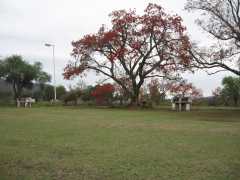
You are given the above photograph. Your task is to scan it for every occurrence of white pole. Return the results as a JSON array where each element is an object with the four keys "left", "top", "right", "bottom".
[
  {"left": 52, "top": 45, "right": 57, "bottom": 101},
  {"left": 45, "top": 43, "right": 57, "bottom": 101}
]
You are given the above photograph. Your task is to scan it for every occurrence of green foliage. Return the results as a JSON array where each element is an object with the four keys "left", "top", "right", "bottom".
[
  {"left": 63, "top": 89, "right": 82, "bottom": 105},
  {"left": 42, "top": 84, "right": 54, "bottom": 101},
  {"left": 32, "top": 84, "right": 66, "bottom": 101},
  {"left": 33, "top": 62, "right": 51, "bottom": 84},
  {"left": 56, "top": 85, "right": 67, "bottom": 100},
  {"left": 222, "top": 76, "right": 240, "bottom": 106},
  {"left": 81, "top": 85, "right": 95, "bottom": 102},
  {"left": 38, "top": 84, "right": 66, "bottom": 101}
]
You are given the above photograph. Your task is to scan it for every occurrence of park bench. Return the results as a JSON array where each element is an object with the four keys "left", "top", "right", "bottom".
[
  {"left": 16, "top": 97, "right": 35, "bottom": 108},
  {"left": 172, "top": 96, "right": 192, "bottom": 111}
]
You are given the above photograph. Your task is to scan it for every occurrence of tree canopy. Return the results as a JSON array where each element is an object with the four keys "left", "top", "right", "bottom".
[
  {"left": 0, "top": 55, "right": 51, "bottom": 99},
  {"left": 222, "top": 76, "right": 240, "bottom": 105},
  {"left": 64, "top": 3, "right": 192, "bottom": 105}
]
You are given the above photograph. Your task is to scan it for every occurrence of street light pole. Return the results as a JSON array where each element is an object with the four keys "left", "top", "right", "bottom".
[{"left": 45, "top": 43, "right": 57, "bottom": 101}]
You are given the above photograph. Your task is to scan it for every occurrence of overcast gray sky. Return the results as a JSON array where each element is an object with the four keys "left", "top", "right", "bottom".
[{"left": 0, "top": 0, "right": 232, "bottom": 96}]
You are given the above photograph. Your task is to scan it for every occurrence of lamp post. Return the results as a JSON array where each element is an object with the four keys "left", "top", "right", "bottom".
[{"left": 45, "top": 43, "right": 57, "bottom": 101}]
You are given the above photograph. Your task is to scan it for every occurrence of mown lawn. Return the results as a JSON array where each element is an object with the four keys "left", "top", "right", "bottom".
[{"left": 0, "top": 107, "right": 240, "bottom": 180}]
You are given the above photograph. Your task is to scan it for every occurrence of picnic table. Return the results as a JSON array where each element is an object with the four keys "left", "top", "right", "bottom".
[{"left": 16, "top": 97, "right": 35, "bottom": 108}]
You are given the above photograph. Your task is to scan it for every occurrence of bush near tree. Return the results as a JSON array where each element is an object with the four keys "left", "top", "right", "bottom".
[
  {"left": 91, "top": 84, "right": 115, "bottom": 106},
  {"left": 81, "top": 85, "right": 95, "bottom": 102},
  {"left": 39, "top": 85, "right": 67, "bottom": 101},
  {"left": 63, "top": 89, "right": 82, "bottom": 105}
]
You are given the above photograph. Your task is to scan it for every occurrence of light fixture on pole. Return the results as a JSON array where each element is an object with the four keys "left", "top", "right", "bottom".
[{"left": 45, "top": 43, "right": 57, "bottom": 101}]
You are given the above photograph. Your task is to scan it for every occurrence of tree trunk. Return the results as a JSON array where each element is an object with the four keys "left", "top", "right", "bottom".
[
  {"left": 129, "top": 89, "right": 140, "bottom": 107},
  {"left": 129, "top": 78, "right": 145, "bottom": 107},
  {"left": 12, "top": 82, "right": 23, "bottom": 102},
  {"left": 12, "top": 82, "right": 18, "bottom": 100},
  {"left": 130, "top": 97, "right": 138, "bottom": 106}
]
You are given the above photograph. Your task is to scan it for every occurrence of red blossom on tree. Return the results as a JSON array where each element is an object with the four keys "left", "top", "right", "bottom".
[
  {"left": 64, "top": 3, "right": 192, "bottom": 105},
  {"left": 169, "top": 80, "right": 203, "bottom": 99}
]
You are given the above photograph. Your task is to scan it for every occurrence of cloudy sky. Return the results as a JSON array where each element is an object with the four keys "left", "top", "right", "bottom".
[{"left": 0, "top": 0, "right": 232, "bottom": 96}]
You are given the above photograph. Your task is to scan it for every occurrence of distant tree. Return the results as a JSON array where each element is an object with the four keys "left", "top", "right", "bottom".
[
  {"left": 64, "top": 3, "right": 192, "bottom": 106},
  {"left": 81, "top": 85, "right": 95, "bottom": 102},
  {"left": 43, "top": 84, "right": 54, "bottom": 101},
  {"left": 220, "top": 88, "right": 231, "bottom": 106},
  {"left": 42, "top": 85, "right": 66, "bottom": 101},
  {"left": 148, "top": 79, "right": 170, "bottom": 105},
  {"left": 169, "top": 80, "right": 203, "bottom": 99},
  {"left": 212, "top": 87, "right": 221, "bottom": 98},
  {"left": 35, "top": 62, "right": 51, "bottom": 98},
  {"left": 185, "top": 0, "right": 240, "bottom": 75},
  {"left": 211, "top": 87, "right": 222, "bottom": 106},
  {"left": 76, "top": 79, "right": 87, "bottom": 90},
  {"left": 0, "top": 55, "right": 50, "bottom": 100},
  {"left": 222, "top": 76, "right": 240, "bottom": 106},
  {"left": 56, "top": 85, "right": 67, "bottom": 100},
  {"left": 148, "top": 79, "right": 161, "bottom": 105},
  {"left": 91, "top": 84, "right": 115, "bottom": 105},
  {"left": 63, "top": 89, "right": 82, "bottom": 105}
]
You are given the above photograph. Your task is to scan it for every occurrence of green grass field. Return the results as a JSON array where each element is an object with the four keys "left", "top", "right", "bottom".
[{"left": 0, "top": 107, "right": 240, "bottom": 180}]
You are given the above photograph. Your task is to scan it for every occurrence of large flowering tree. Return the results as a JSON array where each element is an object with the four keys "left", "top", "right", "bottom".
[{"left": 64, "top": 4, "right": 192, "bottom": 105}]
